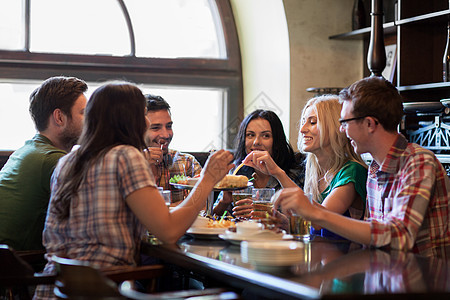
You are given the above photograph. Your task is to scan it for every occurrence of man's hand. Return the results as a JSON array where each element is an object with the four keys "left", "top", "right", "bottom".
[{"left": 143, "top": 147, "right": 164, "bottom": 165}]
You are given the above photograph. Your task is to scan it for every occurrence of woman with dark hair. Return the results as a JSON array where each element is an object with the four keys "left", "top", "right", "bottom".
[
  {"left": 213, "top": 109, "right": 304, "bottom": 217},
  {"left": 34, "top": 82, "right": 233, "bottom": 299},
  {"left": 233, "top": 110, "right": 302, "bottom": 181}
]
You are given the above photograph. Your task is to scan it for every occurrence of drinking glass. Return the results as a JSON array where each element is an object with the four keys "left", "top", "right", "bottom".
[
  {"left": 251, "top": 188, "right": 275, "bottom": 219},
  {"left": 147, "top": 190, "right": 172, "bottom": 245},
  {"left": 160, "top": 190, "right": 171, "bottom": 207},
  {"left": 289, "top": 193, "right": 312, "bottom": 240},
  {"left": 232, "top": 187, "right": 253, "bottom": 206}
]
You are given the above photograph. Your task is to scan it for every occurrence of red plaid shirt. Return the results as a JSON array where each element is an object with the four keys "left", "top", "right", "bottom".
[
  {"left": 366, "top": 134, "right": 450, "bottom": 258},
  {"left": 157, "top": 149, "right": 202, "bottom": 203}
]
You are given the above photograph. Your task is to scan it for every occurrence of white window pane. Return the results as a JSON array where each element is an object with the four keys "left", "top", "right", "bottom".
[
  {"left": 0, "top": 81, "right": 38, "bottom": 150},
  {"left": 0, "top": 80, "right": 226, "bottom": 153},
  {"left": 140, "top": 85, "right": 225, "bottom": 151},
  {"left": 30, "top": 0, "right": 130, "bottom": 55},
  {"left": 0, "top": 0, "right": 24, "bottom": 50},
  {"left": 126, "top": 0, "right": 226, "bottom": 59}
]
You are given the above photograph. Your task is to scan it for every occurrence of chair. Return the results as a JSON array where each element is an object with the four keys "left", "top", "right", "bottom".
[
  {"left": 119, "top": 281, "right": 240, "bottom": 300},
  {"left": 0, "top": 244, "right": 56, "bottom": 300},
  {"left": 52, "top": 256, "right": 122, "bottom": 299},
  {"left": 52, "top": 256, "right": 168, "bottom": 299},
  {"left": 52, "top": 256, "right": 239, "bottom": 299},
  {"left": 15, "top": 248, "right": 47, "bottom": 272}
]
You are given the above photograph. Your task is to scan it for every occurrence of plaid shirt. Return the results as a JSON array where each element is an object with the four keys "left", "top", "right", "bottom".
[
  {"left": 366, "top": 134, "right": 450, "bottom": 257},
  {"left": 157, "top": 149, "right": 202, "bottom": 203},
  {"left": 35, "top": 145, "right": 156, "bottom": 299}
]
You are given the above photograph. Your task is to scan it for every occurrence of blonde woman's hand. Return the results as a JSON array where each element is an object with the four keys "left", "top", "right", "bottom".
[
  {"left": 271, "top": 210, "right": 289, "bottom": 232},
  {"left": 273, "top": 187, "right": 315, "bottom": 219}
]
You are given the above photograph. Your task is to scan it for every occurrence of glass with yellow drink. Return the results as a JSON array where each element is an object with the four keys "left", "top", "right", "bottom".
[
  {"left": 289, "top": 215, "right": 311, "bottom": 239},
  {"left": 289, "top": 193, "right": 312, "bottom": 240},
  {"left": 232, "top": 187, "right": 253, "bottom": 206},
  {"left": 251, "top": 188, "right": 275, "bottom": 220}
]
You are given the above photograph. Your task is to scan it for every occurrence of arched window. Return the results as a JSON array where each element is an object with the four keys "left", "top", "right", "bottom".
[{"left": 0, "top": 0, "right": 241, "bottom": 152}]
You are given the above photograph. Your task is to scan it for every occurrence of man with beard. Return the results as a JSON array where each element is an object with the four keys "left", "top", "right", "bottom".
[
  {"left": 0, "top": 76, "right": 87, "bottom": 254},
  {"left": 144, "top": 94, "right": 202, "bottom": 203}
]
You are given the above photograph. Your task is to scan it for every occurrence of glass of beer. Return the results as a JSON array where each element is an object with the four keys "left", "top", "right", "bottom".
[
  {"left": 251, "top": 188, "right": 275, "bottom": 219},
  {"left": 232, "top": 187, "right": 253, "bottom": 206},
  {"left": 289, "top": 193, "right": 312, "bottom": 240},
  {"left": 232, "top": 187, "right": 253, "bottom": 219}
]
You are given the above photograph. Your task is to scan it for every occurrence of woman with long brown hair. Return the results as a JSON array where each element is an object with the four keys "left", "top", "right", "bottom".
[{"left": 34, "top": 82, "right": 233, "bottom": 299}]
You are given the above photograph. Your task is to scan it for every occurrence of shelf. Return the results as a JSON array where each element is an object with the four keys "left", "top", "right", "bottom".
[
  {"left": 330, "top": 1, "right": 450, "bottom": 103},
  {"left": 398, "top": 82, "right": 450, "bottom": 92},
  {"left": 329, "top": 10, "right": 449, "bottom": 40},
  {"left": 397, "top": 9, "right": 450, "bottom": 25},
  {"left": 436, "top": 154, "right": 450, "bottom": 163},
  {"left": 329, "top": 22, "right": 396, "bottom": 40}
]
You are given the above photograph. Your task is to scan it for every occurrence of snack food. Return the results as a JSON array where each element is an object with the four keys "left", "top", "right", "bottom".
[
  {"left": 207, "top": 219, "right": 236, "bottom": 228},
  {"left": 169, "top": 174, "right": 188, "bottom": 185},
  {"left": 170, "top": 174, "right": 200, "bottom": 186},
  {"left": 214, "top": 175, "right": 248, "bottom": 189}
]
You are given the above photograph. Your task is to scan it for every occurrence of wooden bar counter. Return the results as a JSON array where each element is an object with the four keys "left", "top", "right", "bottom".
[{"left": 141, "top": 235, "right": 449, "bottom": 299}]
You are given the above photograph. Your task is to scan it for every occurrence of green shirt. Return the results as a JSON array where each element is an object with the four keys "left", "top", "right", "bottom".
[
  {"left": 0, "top": 134, "right": 66, "bottom": 250},
  {"left": 315, "top": 161, "right": 367, "bottom": 239},
  {"left": 320, "top": 160, "right": 367, "bottom": 212}
]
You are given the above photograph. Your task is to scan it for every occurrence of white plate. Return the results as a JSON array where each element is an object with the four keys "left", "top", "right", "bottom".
[
  {"left": 170, "top": 182, "right": 253, "bottom": 191},
  {"left": 219, "top": 230, "right": 291, "bottom": 245},
  {"left": 241, "top": 240, "right": 305, "bottom": 266},
  {"left": 242, "top": 240, "right": 304, "bottom": 250},
  {"left": 186, "top": 227, "right": 228, "bottom": 236}
]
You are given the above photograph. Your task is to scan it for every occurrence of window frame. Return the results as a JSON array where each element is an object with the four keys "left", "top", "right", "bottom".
[{"left": 0, "top": 0, "right": 242, "bottom": 149}]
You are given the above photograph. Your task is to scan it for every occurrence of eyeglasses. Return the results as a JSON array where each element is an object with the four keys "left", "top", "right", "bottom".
[{"left": 338, "top": 116, "right": 366, "bottom": 128}]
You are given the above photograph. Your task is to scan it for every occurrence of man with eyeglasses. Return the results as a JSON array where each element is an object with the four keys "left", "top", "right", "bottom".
[{"left": 273, "top": 76, "right": 449, "bottom": 258}]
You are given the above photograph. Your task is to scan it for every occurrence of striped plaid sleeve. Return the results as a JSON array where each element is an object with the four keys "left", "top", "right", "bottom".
[
  {"left": 116, "top": 146, "right": 156, "bottom": 199},
  {"left": 369, "top": 151, "right": 436, "bottom": 251}
]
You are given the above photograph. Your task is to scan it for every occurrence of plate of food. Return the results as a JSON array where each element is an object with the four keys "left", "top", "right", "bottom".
[
  {"left": 170, "top": 174, "right": 252, "bottom": 191},
  {"left": 186, "top": 217, "right": 236, "bottom": 239},
  {"left": 187, "top": 227, "right": 228, "bottom": 236}
]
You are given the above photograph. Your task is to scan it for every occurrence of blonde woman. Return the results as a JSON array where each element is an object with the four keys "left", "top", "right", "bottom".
[{"left": 243, "top": 95, "right": 367, "bottom": 238}]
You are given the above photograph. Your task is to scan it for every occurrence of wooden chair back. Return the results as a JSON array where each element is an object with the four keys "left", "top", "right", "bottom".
[
  {"left": 51, "top": 255, "right": 239, "bottom": 299},
  {"left": 0, "top": 244, "right": 55, "bottom": 300},
  {"left": 52, "top": 255, "right": 124, "bottom": 299},
  {"left": 119, "top": 281, "right": 240, "bottom": 299}
]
